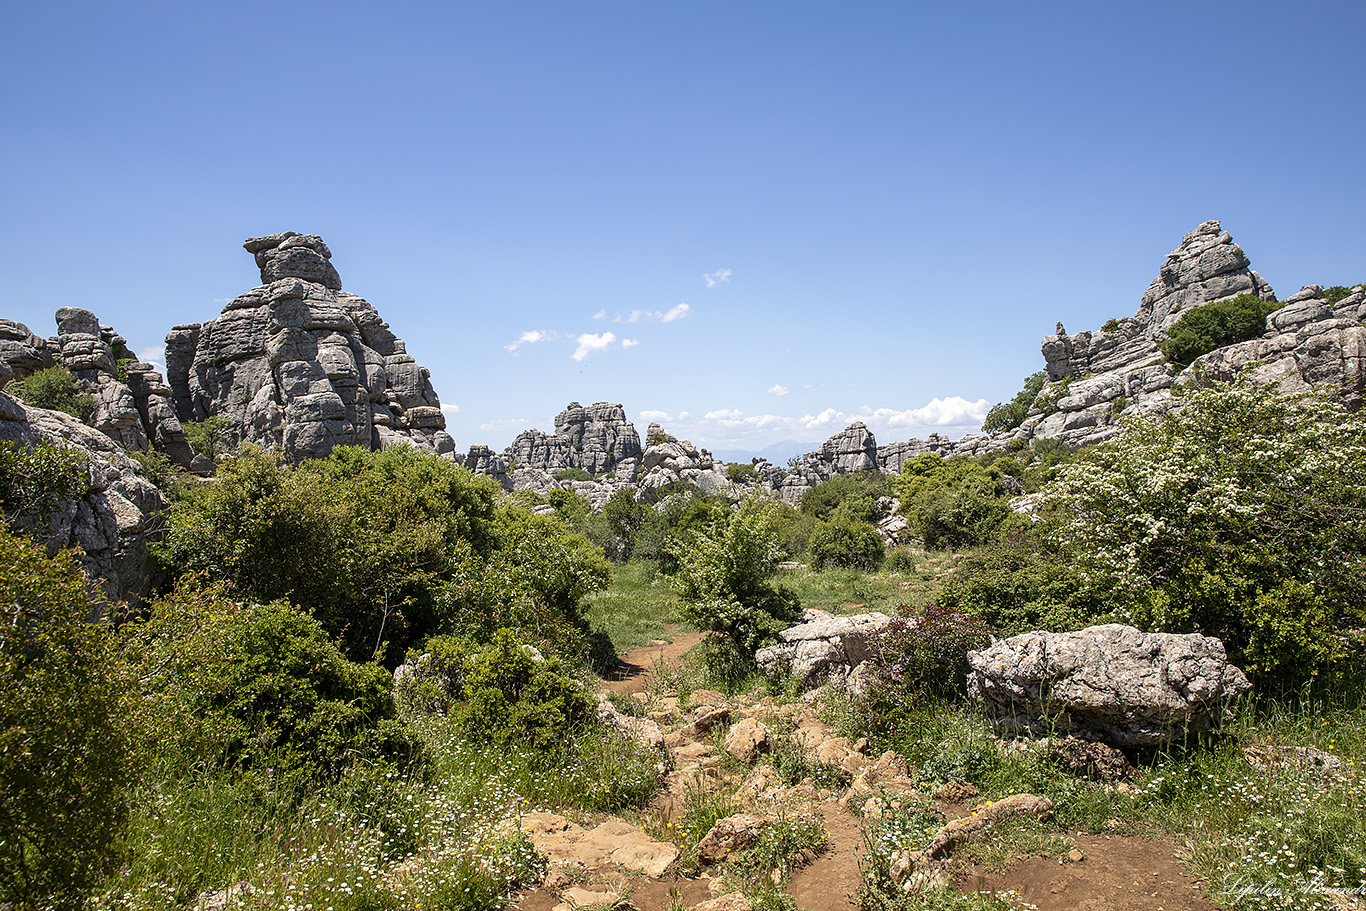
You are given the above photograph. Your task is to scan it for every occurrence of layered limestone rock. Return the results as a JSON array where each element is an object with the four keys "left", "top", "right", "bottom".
[
  {"left": 165, "top": 233, "right": 456, "bottom": 462},
  {"left": 779, "top": 421, "right": 879, "bottom": 505},
  {"left": 966, "top": 624, "right": 1252, "bottom": 747},
  {"left": 635, "top": 424, "right": 731, "bottom": 502},
  {"left": 1015, "top": 221, "right": 1287, "bottom": 448},
  {"left": 0, "top": 394, "right": 166, "bottom": 604},
  {"left": 1, "top": 310, "right": 195, "bottom": 469},
  {"left": 509, "top": 402, "right": 642, "bottom": 477}
]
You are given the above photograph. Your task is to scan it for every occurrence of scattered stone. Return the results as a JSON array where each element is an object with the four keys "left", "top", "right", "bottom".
[
  {"left": 596, "top": 695, "right": 666, "bottom": 751},
  {"left": 1047, "top": 736, "right": 1136, "bottom": 782},
  {"left": 935, "top": 781, "right": 980, "bottom": 803},
  {"left": 967, "top": 624, "right": 1252, "bottom": 747},
  {"left": 1068, "top": 847, "right": 1086, "bottom": 863},
  {"left": 698, "top": 814, "right": 769, "bottom": 864},
  {"left": 521, "top": 812, "right": 678, "bottom": 878},
  {"left": 552, "top": 886, "right": 620, "bottom": 911},
  {"left": 724, "top": 717, "right": 770, "bottom": 763},
  {"left": 692, "top": 892, "right": 753, "bottom": 911},
  {"left": 1242, "top": 744, "right": 1344, "bottom": 776}
]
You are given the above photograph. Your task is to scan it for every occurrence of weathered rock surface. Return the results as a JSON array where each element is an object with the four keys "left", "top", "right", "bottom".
[
  {"left": 0, "top": 396, "right": 166, "bottom": 603},
  {"left": 510, "top": 402, "right": 642, "bottom": 476},
  {"left": 756, "top": 610, "right": 891, "bottom": 691},
  {"left": 637, "top": 426, "right": 731, "bottom": 501},
  {"left": 966, "top": 624, "right": 1252, "bottom": 747},
  {"left": 520, "top": 812, "right": 679, "bottom": 878},
  {"left": 165, "top": 234, "right": 456, "bottom": 462}
]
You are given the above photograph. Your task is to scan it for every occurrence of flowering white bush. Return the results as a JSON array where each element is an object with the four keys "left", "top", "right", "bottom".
[{"left": 1037, "top": 377, "right": 1366, "bottom": 687}]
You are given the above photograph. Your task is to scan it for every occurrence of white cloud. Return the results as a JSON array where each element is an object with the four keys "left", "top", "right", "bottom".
[
  {"left": 136, "top": 346, "right": 167, "bottom": 376},
  {"left": 212, "top": 296, "right": 232, "bottom": 304},
  {"left": 768, "top": 384, "right": 790, "bottom": 396},
  {"left": 505, "top": 329, "right": 556, "bottom": 352},
  {"left": 639, "top": 410, "right": 672, "bottom": 422},
  {"left": 622, "top": 338, "right": 640, "bottom": 348},
  {"left": 615, "top": 303, "right": 691, "bottom": 324},
  {"left": 592, "top": 309, "right": 607, "bottom": 320},
  {"left": 572, "top": 331, "right": 616, "bottom": 361},
  {"left": 480, "top": 417, "right": 534, "bottom": 431},
  {"left": 440, "top": 403, "right": 461, "bottom": 416},
  {"left": 702, "top": 268, "right": 732, "bottom": 288},
  {"left": 858, "top": 396, "right": 991, "bottom": 429}
]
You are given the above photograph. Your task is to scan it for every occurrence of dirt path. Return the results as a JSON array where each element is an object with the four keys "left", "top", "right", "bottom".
[
  {"left": 964, "top": 834, "right": 1218, "bottom": 911},
  {"left": 786, "top": 800, "right": 864, "bottom": 911},
  {"left": 600, "top": 628, "right": 707, "bottom": 696}
]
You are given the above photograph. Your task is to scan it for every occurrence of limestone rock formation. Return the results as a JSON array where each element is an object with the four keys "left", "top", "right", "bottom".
[
  {"left": 636, "top": 426, "right": 731, "bottom": 502},
  {"left": 165, "top": 233, "right": 456, "bottom": 462},
  {"left": 2, "top": 310, "right": 196, "bottom": 469},
  {"left": 966, "top": 624, "right": 1252, "bottom": 747},
  {"left": 0, "top": 395, "right": 166, "bottom": 604},
  {"left": 510, "top": 402, "right": 642, "bottom": 477},
  {"left": 755, "top": 609, "right": 891, "bottom": 691}
]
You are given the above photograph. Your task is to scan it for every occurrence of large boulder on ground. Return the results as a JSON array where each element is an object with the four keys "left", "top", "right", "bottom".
[
  {"left": 966, "top": 624, "right": 1251, "bottom": 747},
  {"left": 756, "top": 610, "right": 891, "bottom": 691}
]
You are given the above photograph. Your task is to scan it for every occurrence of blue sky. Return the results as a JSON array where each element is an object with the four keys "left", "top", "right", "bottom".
[{"left": 4, "top": 2, "right": 1363, "bottom": 457}]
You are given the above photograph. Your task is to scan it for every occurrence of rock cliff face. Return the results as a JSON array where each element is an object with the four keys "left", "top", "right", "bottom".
[
  {"left": 1013, "top": 220, "right": 1365, "bottom": 449},
  {"left": 1, "top": 311, "right": 196, "bottom": 470},
  {"left": 165, "top": 233, "right": 456, "bottom": 462},
  {"left": 0, "top": 391, "right": 166, "bottom": 605},
  {"left": 509, "top": 402, "right": 642, "bottom": 476}
]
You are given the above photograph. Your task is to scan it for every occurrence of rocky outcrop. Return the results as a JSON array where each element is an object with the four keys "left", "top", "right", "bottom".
[
  {"left": 636, "top": 426, "right": 731, "bottom": 502},
  {"left": 755, "top": 609, "right": 891, "bottom": 691},
  {"left": 463, "top": 444, "right": 510, "bottom": 488},
  {"left": 966, "top": 624, "right": 1252, "bottom": 747},
  {"left": 2, "top": 310, "right": 197, "bottom": 469},
  {"left": 165, "top": 233, "right": 456, "bottom": 462},
  {"left": 0, "top": 395, "right": 166, "bottom": 604},
  {"left": 1010, "top": 221, "right": 1366, "bottom": 449},
  {"left": 509, "top": 402, "right": 642, "bottom": 477}
]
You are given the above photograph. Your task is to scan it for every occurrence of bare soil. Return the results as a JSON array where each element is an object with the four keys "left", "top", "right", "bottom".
[
  {"left": 600, "top": 628, "right": 707, "bottom": 696},
  {"left": 963, "top": 834, "right": 1218, "bottom": 911}
]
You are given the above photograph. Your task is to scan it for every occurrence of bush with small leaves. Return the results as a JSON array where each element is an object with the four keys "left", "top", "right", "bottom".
[
  {"left": 982, "top": 370, "right": 1047, "bottom": 434},
  {"left": 6, "top": 367, "right": 95, "bottom": 424},
  {"left": 0, "top": 440, "right": 90, "bottom": 530},
  {"left": 810, "top": 516, "right": 885, "bottom": 570},
  {"left": 0, "top": 527, "right": 136, "bottom": 910},
  {"left": 1159, "top": 293, "right": 1282, "bottom": 368},
  {"left": 669, "top": 494, "right": 801, "bottom": 655}
]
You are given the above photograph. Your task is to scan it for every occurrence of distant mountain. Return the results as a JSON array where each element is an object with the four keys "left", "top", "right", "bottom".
[{"left": 710, "top": 439, "right": 821, "bottom": 466}]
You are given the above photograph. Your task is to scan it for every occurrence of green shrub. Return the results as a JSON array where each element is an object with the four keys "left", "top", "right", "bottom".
[
  {"left": 6, "top": 367, "right": 95, "bottom": 424},
  {"left": 726, "top": 462, "right": 759, "bottom": 483},
  {"left": 865, "top": 603, "right": 991, "bottom": 705},
  {"left": 181, "top": 415, "right": 229, "bottom": 459},
  {"left": 1036, "top": 377, "right": 1366, "bottom": 689},
  {"left": 547, "top": 487, "right": 590, "bottom": 527},
  {"left": 0, "top": 440, "right": 89, "bottom": 529},
  {"left": 1322, "top": 284, "right": 1363, "bottom": 306},
  {"left": 0, "top": 527, "right": 136, "bottom": 910},
  {"left": 450, "top": 628, "right": 594, "bottom": 752},
  {"left": 809, "top": 516, "right": 885, "bottom": 570},
  {"left": 799, "top": 472, "right": 893, "bottom": 520},
  {"left": 124, "top": 581, "right": 421, "bottom": 789},
  {"left": 982, "top": 370, "right": 1047, "bottom": 434},
  {"left": 895, "top": 455, "right": 1013, "bottom": 550},
  {"left": 669, "top": 494, "right": 802, "bottom": 655},
  {"left": 554, "top": 467, "right": 593, "bottom": 482},
  {"left": 1159, "top": 293, "right": 1282, "bottom": 368},
  {"left": 884, "top": 548, "right": 916, "bottom": 573},
  {"left": 1101, "top": 318, "right": 1121, "bottom": 332},
  {"left": 161, "top": 445, "right": 503, "bottom": 661},
  {"left": 934, "top": 531, "right": 1105, "bottom": 635}
]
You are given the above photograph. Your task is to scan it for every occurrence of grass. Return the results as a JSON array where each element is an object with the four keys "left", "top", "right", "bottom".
[
  {"left": 776, "top": 550, "right": 964, "bottom": 616},
  {"left": 585, "top": 560, "right": 686, "bottom": 654}
]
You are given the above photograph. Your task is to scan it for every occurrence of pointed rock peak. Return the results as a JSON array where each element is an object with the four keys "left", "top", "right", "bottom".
[{"left": 243, "top": 232, "right": 342, "bottom": 290}]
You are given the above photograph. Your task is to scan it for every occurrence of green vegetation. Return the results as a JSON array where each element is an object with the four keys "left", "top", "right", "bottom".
[
  {"left": 894, "top": 454, "right": 1015, "bottom": 550},
  {"left": 1, "top": 527, "right": 135, "bottom": 910},
  {"left": 553, "top": 466, "right": 594, "bottom": 482},
  {"left": 1322, "top": 284, "right": 1363, "bottom": 306},
  {"left": 981, "top": 370, "right": 1046, "bottom": 434},
  {"left": 7, "top": 366, "right": 95, "bottom": 424},
  {"left": 810, "top": 515, "right": 885, "bottom": 570},
  {"left": 0, "top": 439, "right": 90, "bottom": 529},
  {"left": 181, "top": 415, "right": 229, "bottom": 460},
  {"left": 1160, "top": 292, "right": 1283, "bottom": 367},
  {"left": 1036, "top": 377, "right": 1366, "bottom": 690},
  {"left": 669, "top": 494, "right": 802, "bottom": 655}
]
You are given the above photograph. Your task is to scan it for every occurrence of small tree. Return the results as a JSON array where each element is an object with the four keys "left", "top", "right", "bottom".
[
  {"left": 982, "top": 370, "right": 1047, "bottom": 434},
  {"left": 1159, "top": 293, "right": 1282, "bottom": 368},
  {"left": 669, "top": 494, "right": 801, "bottom": 655}
]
